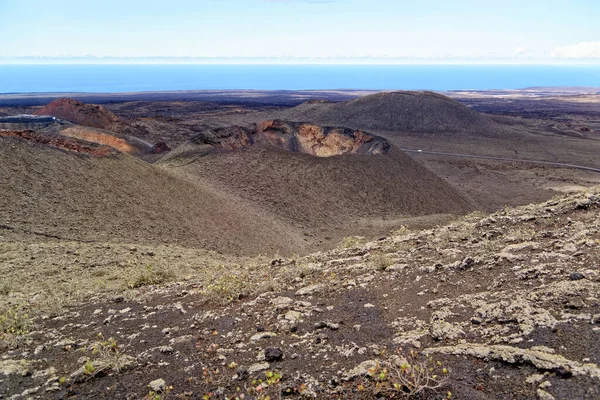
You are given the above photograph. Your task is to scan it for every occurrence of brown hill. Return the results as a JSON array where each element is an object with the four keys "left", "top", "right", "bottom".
[
  {"left": 0, "top": 135, "right": 307, "bottom": 255},
  {"left": 35, "top": 98, "right": 118, "bottom": 130},
  {"left": 272, "top": 91, "right": 503, "bottom": 136},
  {"left": 159, "top": 127, "right": 474, "bottom": 246}
]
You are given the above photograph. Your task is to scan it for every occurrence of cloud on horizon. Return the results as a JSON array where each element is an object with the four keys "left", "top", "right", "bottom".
[{"left": 551, "top": 42, "right": 600, "bottom": 59}]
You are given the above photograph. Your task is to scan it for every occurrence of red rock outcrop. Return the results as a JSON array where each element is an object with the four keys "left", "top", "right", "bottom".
[
  {"left": 189, "top": 121, "right": 389, "bottom": 157},
  {"left": 59, "top": 127, "right": 135, "bottom": 154},
  {"left": 0, "top": 130, "right": 114, "bottom": 157},
  {"left": 35, "top": 98, "right": 118, "bottom": 130},
  {"left": 256, "top": 120, "right": 390, "bottom": 157}
]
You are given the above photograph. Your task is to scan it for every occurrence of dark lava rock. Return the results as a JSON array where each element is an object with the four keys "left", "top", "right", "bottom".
[
  {"left": 264, "top": 347, "right": 283, "bottom": 362},
  {"left": 152, "top": 140, "right": 171, "bottom": 154},
  {"left": 569, "top": 272, "right": 585, "bottom": 281},
  {"left": 553, "top": 365, "right": 573, "bottom": 379}
]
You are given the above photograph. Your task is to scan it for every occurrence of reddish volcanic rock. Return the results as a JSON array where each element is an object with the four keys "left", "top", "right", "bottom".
[
  {"left": 152, "top": 140, "right": 171, "bottom": 154},
  {"left": 0, "top": 130, "right": 115, "bottom": 157},
  {"left": 59, "top": 126, "right": 135, "bottom": 154},
  {"left": 190, "top": 120, "right": 390, "bottom": 157},
  {"left": 256, "top": 120, "right": 390, "bottom": 157},
  {"left": 35, "top": 98, "right": 118, "bottom": 130}
]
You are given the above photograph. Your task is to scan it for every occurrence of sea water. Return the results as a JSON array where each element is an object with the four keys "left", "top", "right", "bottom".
[{"left": 0, "top": 64, "right": 599, "bottom": 93}]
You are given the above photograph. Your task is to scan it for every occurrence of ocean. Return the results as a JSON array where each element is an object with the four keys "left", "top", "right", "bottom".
[{"left": 0, "top": 64, "right": 599, "bottom": 93}]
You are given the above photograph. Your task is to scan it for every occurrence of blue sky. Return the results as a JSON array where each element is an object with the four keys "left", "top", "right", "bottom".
[{"left": 1, "top": 0, "right": 599, "bottom": 62}]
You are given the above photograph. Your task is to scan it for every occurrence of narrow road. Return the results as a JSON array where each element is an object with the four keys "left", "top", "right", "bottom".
[{"left": 401, "top": 148, "right": 600, "bottom": 174}]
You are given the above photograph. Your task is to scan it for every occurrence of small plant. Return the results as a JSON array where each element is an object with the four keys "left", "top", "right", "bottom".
[
  {"left": 127, "top": 264, "right": 174, "bottom": 288},
  {"left": 204, "top": 274, "right": 250, "bottom": 305},
  {"left": 83, "top": 360, "right": 96, "bottom": 376},
  {"left": 145, "top": 386, "right": 173, "bottom": 400},
  {"left": 341, "top": 236, "right": 363, "bottom": 249},
  {"left": 358, "top": 350, "right": 451, "bottom": 399},
  {"left": 0, "top": 305, "right": 31, "bottom": 337},
  {"left": 248, "top": 370, "right": 283, "bottom": 400},
  {"left": 371, "top": 252, "right": 395, "bottom": 271},
  {"left": 391, "top": 225, "right": 410, "bottom": 237},
  {"left": 82, "top": 333, "right": 132, "bottom": 378}
]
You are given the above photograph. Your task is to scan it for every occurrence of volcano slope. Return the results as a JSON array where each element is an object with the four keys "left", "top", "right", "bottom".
[
  {"left": 35, "top": 98, "right": 119, "bottom": 130},
  {"left": 273, "top": 91, "right": 501, "bottom": 136},
  {"left": 0, "top": 133, "right": 309, "bottom": 256},
  {"left": 158, "top": 120, "right": 474, "bottom": 247},
  {"left": 1, "top": 186, "right": 599, "bottom": 399}
]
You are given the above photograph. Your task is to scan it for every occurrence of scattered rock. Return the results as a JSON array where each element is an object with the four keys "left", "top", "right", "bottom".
[
  {"left": 537, "top": 388, "right": 555, "bottom": 400},
  {"left": 284, "top": 311, "right": 302, "bottom": 322},
  {"left": 248, "top": 362, "right": 270, "bottom": 375},
  {"left": 251, "top": 332, "right": 277, "bottom": 341},
  {"left": 569, "top": 272, "right": 585, "bottom": 281},
  {"left": 295, "top": 284, "right": 325, "bottom": 296},
  {"left": 0, "top": 360, "right": 31, "bottom": 376},
  {"left": 426, "top": 343, "right": 600, "bottom": 379},
  {"left": 264, "top": 347, "right": 284, "bottom": 362},
  {"left": 344, "top": 360, "right": 378, "bottom": 380},
  {"left": 149, "top": 378, "right": 166, "bottom": 392}
]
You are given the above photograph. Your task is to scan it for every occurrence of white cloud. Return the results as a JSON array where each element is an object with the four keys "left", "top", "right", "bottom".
[{"left": 550, "top": 42, "right": 600, "bottom": 59}]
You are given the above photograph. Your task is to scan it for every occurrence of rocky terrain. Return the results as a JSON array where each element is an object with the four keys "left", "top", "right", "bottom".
[
  {"left": 2, "top": 89, "right": 600, "bottom": 399},
  {"left": 255, "top": 120, "right": 390, "bottom": 157},
  {"left": 180, "top": 120, "right": 390, "bottom": 157},
  {"left": 0, "top": 107, "right": 475, "bottom": 256},
  {"left": 0, "top": 130, "right": 116, "bottom": 157},
  {"left": 0, "top": 187, "right": 598, "bottom": 399}
]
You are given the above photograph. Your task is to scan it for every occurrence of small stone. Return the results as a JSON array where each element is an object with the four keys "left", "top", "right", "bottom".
[
  {"left": 248, "top": 362, "right": 270, "bottom": 375},
  {"left": 471, "top": 317, "right": 482, "bottom": 325},
  {"left": 295, "top": 284, "right": 325, "bottom": 296},
  {"left": 539, "top": 381, "right": 552, "bottom": 389},
  {"left": 314, "top": 321, "right": 328, "bottom": 330},
  {"left": 552, "top": 365, "right": 572, "bottom": 378},
  {"left": 569, "top": 272, "right": 585, "bottom": 281},
  {"left": 0, "top": 360, "right": 31, "bottom": 376},
  {"left": 537, "top": 388, "right": 555, "bottom": 400},
  {"left": 364, "top": 303, "right": 375, "bottom": 308},
  {"left": 344, "top": 360, "right": 378, "bottom": 380},
  {"left": 148, "top": 378, "right": 166, "bottom": 392},
  {"left": 159, "top": 346, "right": 174, "bottom": 354},
  {"left": 284, "top": 311, "right": 302, "bottom": 322},
  {"left": 326, "top": 322, "right": 340, "bottom": 330},
  {"left": 565, "top": 300, "right": 583, "bottom": 310},
  {"left": 271, "top": 296, "right": 294, "bottom": 308},
  {"left": 250, "top": 332, "right": 277, "bottom": 341},
  {"left": 264, "top": 347, "right": 283, "bottom": 362},
  {"left": 526, "top": 373, "right": 545, "bottom": 384}
]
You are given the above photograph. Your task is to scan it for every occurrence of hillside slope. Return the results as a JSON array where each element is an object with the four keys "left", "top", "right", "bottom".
[
  {"left": 159, "top": 128, "right": 475, "bottom": 245},
  {"left": 0, "top": 136, "right": 307, "bottom": 255},
  {"left": 35, "top": 98, "right": 119, "bottom": 130},
  {"left": 2, "top": 187, "right": 599, "bottom": 399}
]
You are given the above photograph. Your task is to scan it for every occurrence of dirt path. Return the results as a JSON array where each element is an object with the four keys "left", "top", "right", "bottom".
[{"left": 402, "top": 148, "right": 600, "bottom": 173}]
